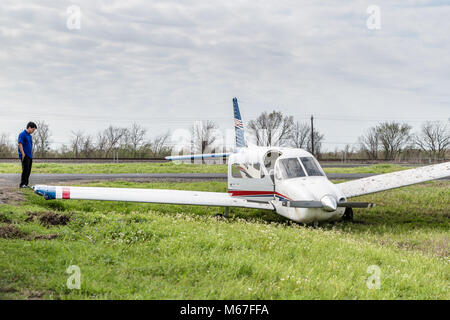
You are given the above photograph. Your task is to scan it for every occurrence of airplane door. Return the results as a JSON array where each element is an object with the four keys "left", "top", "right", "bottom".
[
  {"left": 263, "top": 150, "right": 282, "bottom": 186},
  {"left": 228, "top": 153, "right": 276, "bottom": 202}
]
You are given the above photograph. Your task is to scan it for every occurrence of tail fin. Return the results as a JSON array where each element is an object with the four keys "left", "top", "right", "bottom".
[{"left": 233, "top": 97, "right": 246, "bottom": 149}]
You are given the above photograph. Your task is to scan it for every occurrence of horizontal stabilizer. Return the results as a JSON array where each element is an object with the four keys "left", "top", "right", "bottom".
[{"left": 165, "top": 153, "right": 230, "bottom": 161}]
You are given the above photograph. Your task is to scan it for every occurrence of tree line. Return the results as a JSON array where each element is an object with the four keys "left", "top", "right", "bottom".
[
  {"left": 244, "top": 112, "right": 449, "bottom": 161},
  {"left": 0, "top": 121, "right": 172, "bottom": 159},
  {"left": 357, "top": 121, "right": 449, "bottom": 161},
  {"left": 0, "top": 113, "right": 448, "bottom": 161}
]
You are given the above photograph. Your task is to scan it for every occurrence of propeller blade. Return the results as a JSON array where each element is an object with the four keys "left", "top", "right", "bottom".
[
  {"left": 281, "top": 200, "right": 376, "bottom": 209},
  {"left": 281, "top": 201, "right": 323, "bottom": 208},
  {"left": 337, "top": 202, "right": 376, "bottom": 208}
]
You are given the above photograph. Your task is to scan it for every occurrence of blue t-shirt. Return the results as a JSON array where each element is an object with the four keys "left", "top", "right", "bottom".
[{"left": 18, "top": 130, "right": 33, "bottom": 159}]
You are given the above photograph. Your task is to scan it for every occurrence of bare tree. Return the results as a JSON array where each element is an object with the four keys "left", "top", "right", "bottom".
[
  {"left": 81, "top": 135, "right": 95, "bottom": 158},
  {"left": 149, "top": 131, "right": 172, "bottom": 157},
  {"left": 376, "top": 121, "right": 412, "bottom": 160},
  {"left": 248, "top": 111, "right": 294, "bottom": 146},
  {"left": 95, "top": 131, "right": 108, "bottom": 158},
  {"left": 190, "top": 120, "right": 219, "bottom": 153},
  {"left": 290, "top": 121, "right": 310, "bottom": 149},
  {"left": 358, "top": 127, "right": 379, "bottom": 160},
  {"left": 103, "top": 125, "right": 128, "bottom": 158},
  {"left": 414, "top": 121, "right": 450, "bottom": 160},
  {"left": 307, "top": 129, "right": 324, "bottom": 156},
  {"left": 126, "top": 123, "right": 147, "bottom": 158},
  {"left": 34, "top": 121, "right": 51, "bottom": 157},
  {"left": 70, "top": 130, "right": 84, "bottom": 157},
  {"left": 0, "top": 133, "right": 14, "bottom": 157},
  {"left": 289, "top": 120, "right": 324, "bottom": 156}
]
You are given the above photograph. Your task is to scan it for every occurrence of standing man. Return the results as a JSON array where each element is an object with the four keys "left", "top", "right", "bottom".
[{"left": 18, "top": 122, "right": 37, "bottom": 188}]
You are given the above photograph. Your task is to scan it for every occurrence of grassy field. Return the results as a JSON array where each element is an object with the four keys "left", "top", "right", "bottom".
[
  {"left": 0, "top": 162, "right": 227, "bottom": 174},
  {"left": 0, "top": 162, "right": 412, "bottom": 174},
  {"left": 0, "top": 180, "right": 448, "bottom": 299},
  {"left": 324, "top": 164, "right": 411, "bottom": 174}
]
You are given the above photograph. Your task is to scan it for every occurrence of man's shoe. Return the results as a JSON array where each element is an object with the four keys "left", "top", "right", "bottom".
[{"left": 20, "top": 185, "right": 29, "bottom": 188}]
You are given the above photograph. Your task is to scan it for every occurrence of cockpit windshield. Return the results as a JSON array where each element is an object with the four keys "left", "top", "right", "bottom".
[
  {"left": 278, "top": 158, "right": 306, "bottom": 179},
  {"left": 300, "top": 157, "right": 324, "bottom": 176}
]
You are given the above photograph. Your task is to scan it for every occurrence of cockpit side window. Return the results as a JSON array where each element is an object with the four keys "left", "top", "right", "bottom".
[
  {"left": 264, "top": 151, "right": 282, "bottom": 182},
  {"left": 278, "top": 158, "right": 306, "bottom": 179},
  {"left": 300, "top": 157, "right": 324, "bottom": 176},
  {"left": 231, "top": 162, "right": 262, "bottom": 179}
]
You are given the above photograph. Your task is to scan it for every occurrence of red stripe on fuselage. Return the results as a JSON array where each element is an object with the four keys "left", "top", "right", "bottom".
[
  {"left": 228, "top": 190, "right": 292, "bottom": 201},
  {"left": 62, "top": 187, "right": 71, "bottom": 199},
  {"left": 228, "top": 190, "right": 273, "bottom": 196}
]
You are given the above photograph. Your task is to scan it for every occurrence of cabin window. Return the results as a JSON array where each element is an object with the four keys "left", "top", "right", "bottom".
[
  {"left": 300, "top": 157, "right": 324, "bottom": 176},
  {"left": 231, "top": 162, "right": 262, "bottom": 179},
  {"left": 278, "top": 158, "right": 306, "bottom": 179}
]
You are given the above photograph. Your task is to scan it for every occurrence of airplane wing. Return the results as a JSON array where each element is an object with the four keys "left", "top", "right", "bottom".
[
  {"left": 337, "top": 162, "right": 450, "bottom": 198},
  {"left": 32, "top": 185, "right": 274, "bottom": 210}
]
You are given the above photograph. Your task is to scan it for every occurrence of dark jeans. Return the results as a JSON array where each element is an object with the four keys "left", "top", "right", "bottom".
[{"left": 20, "top": 155, "right": 33, "bottom": 187}]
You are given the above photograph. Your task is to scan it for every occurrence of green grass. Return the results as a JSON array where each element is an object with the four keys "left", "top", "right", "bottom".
[
  {"left": 0, "top": 162, "right": 227, "bottom": 174},
  {"left": 324, "top": 164, "right": 412, "bottom": 174},
  {"left": 0, "top": 180, "right": 448, "bottom": 299},
  {"left": 0, "top": 162, "right": 412, "bottom": 174}
]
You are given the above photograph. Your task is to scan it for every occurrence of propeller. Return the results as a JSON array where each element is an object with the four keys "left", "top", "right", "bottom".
[{"left": 281, "top": 197, "right": 375, "bottom": 211}]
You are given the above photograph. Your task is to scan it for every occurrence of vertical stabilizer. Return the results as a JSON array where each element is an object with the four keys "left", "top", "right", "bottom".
[{"left": 233, "top": 97, "right": 246, "bottom": 149}]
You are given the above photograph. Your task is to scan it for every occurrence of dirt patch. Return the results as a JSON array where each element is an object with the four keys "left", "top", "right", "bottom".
[
  {"left": 0, "top": 287, "right": 18, "bottom": 294},
  {"left": 0, "top": 213, "right": 12, "bottom": 223},
  {"left": 25, "top": 211, "right": 71, "bottom": 227},
  {"left": 22, "top": 289, "right": 45, "bottom": 300},
  {"left": 31, "top": 234, "right": 59, "bottom": 240},
  {"left": 0, "top": 225, "right": 25, "bottom": 239},
  {"left": 0, "top": 187, "right": 26, "bottom": 205},
  {"left": 422, "top": 239, "right": 449, "bottom": 258},
  {"left": 0, "top": 286, "right": 48, "bottom": 299},
  {"left": 0, "top": 225, "right": 58, "bottom": 241},
  {"left": 379, "top": 238, "right": 450, "bottom": 259}
]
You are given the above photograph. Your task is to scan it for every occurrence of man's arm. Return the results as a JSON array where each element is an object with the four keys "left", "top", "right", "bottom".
[{"left": 18, "top": 143, "right": 25, "bottom": 161}]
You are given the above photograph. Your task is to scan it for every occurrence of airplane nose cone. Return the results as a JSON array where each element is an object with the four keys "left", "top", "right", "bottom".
[{"left": 321, "top": 195, "right": 337, "bottom": 212}]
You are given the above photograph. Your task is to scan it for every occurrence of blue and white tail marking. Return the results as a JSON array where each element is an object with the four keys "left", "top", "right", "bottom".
[{"left": 233, "top": 97, "right": 246, "bottom": 149}]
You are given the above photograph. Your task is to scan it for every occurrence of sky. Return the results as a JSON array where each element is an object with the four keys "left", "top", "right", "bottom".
[{"left": 0, "top": 0, "right": 449, "bottom": 152}]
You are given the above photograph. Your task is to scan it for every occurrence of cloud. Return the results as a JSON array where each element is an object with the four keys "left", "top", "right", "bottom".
[{"left": 0, "top": 0, "right": 449, "bottom": 149}]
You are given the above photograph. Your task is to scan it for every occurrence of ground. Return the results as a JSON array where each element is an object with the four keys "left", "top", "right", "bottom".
[{"left": 0, "top": 176, "right": 448, "bottom": 300}]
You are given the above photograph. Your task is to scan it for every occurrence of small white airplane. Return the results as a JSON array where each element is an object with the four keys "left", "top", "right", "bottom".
[{"left": 33, "top": 98, "right": 450, "bottom": 224}]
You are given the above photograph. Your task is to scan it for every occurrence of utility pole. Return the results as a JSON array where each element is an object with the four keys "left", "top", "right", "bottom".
[{"left": 310, "top": 115, "right": 314, "bottom": 156}]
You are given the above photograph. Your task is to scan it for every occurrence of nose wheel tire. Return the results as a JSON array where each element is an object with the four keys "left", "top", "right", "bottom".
[{"left": 343, "top": 207, "right": 353, "bottom": 221}]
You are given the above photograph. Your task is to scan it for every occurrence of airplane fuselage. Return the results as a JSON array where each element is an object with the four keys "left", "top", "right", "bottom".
[{"left": 227, "top": 146, "right": 347, "bottom": 223}]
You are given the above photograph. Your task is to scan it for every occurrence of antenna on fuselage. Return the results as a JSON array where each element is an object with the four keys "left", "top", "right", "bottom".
[{"left": 233, "top": 97, "right": 246, "bottom": 150}]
